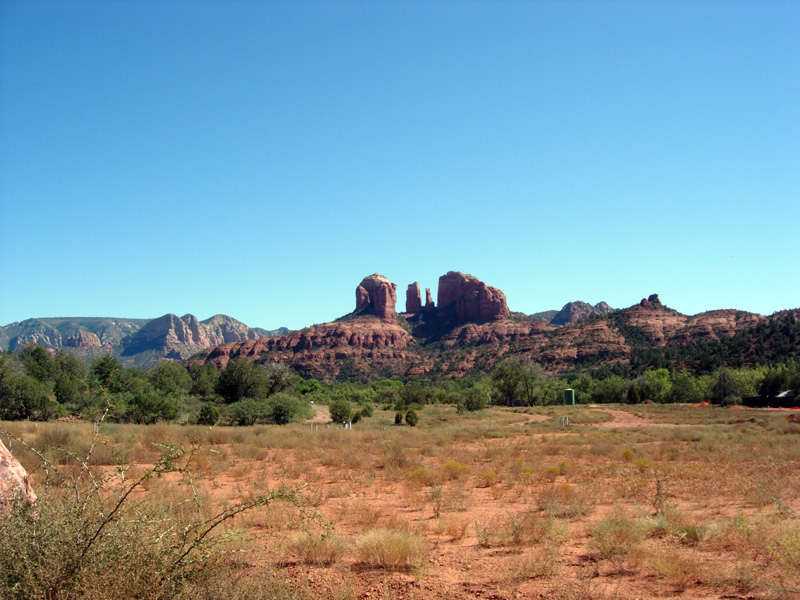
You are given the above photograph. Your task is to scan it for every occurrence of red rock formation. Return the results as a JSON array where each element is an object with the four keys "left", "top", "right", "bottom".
[
  {"left": 200, "top": 318, "right": 414, "bottom": 372},
  {"left": 121, "top": 313, "right": 267, "bottom": 361},
  {"left": 425, "top": 288, "right": 435, "bottom": 309},
  {"left": 355, "top": 274, "right": 397, "bottom": 321},
  {"left": 0, "top": 440, "right": 36, "bottom": 508},
  {"left": 551, "top": 301, "right": 615, "bottom": 325},
  {"left": 406, "top": 283, "right": 422, "bottom": 313},
  {"left": 64, "top": 329, "right": 102, "bottom": 348},
  {"left": 437, "top": 271, "right": 510, "bottom": 325}
]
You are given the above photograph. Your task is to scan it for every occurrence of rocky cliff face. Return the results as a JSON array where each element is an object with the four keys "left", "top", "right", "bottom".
[
  {"left": 120, "top": 313, "right": 269, "bottom": 361},
  {"left": 551, "top": 301, "right": 616, "bottom": 325},
  {"left": 437, "top": 271, "right": 511, "bottom": 325},
  {"left": 425, "top": 288, "right": 435, "bottom": 309},
  {"left": 1, "top": 315, "right": 284, "bottom": 369},
  {"left": 197, "top": 318, "right": 416, "bottom": 379},
  {"left": 195, "top": 276, "right": 774, "bottom": 382},
  {"left": 406, "top": 283, "right": 422, "bottom": 313},
  {"left": 355, "top": 274, "right": 398, "bottom": 322},
  {"left": 64, "top": 329, "right": 103, "bottom": 348}
]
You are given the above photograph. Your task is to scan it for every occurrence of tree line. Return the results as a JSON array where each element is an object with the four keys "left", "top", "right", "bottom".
[{"left": 1, "top": 344, "right": 799, "bottom": 425}]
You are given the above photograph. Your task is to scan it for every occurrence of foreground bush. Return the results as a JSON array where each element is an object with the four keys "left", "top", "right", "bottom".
[{"left": 0, "top": 428, "right": 307, "bottom": 600}]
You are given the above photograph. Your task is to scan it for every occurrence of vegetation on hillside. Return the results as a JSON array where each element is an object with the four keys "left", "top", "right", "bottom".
[{"left": 2, "top": 335, "right": 798, "bottom": 425}]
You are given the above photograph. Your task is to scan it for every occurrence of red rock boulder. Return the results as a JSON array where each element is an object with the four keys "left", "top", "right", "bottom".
[{"left": 0, "top": 440, "right": 36, "bottom": 509}]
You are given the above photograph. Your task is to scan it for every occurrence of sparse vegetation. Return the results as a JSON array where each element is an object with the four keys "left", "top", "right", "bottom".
[{"left": 2, "top": 397, "right": 800, "bottom": 599}]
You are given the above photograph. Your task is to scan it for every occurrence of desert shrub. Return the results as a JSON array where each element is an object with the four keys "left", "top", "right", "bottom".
[
  {"left": 227, "top": 397, "right": 269, "bottom": 426},
  {"left": 590, "top": 511, "right": 644, "bottom": 564},
  {"left": 285, "top": 531, "right": 348, "bottom": 565},
  {"left": 538, "top": 483, "right": 592, "bottom": 518},
  {"left": 125, "top": 391, "right": 178, "bottom": 424},
  {"left": 328, "top": 398, "right": 352, "bottom": 423},
  {"left": 405, "top": 408, "right": 419, "bottom": 426},
  {"left": 197, "top": 402, "right": 220, "bottom": 426},
  {"left": 442, "top": 460, "right": 470, "bottom": 481},
  {"left": 463, "top": 387, "right": 488, "bottom": 411},
  {"left": 269, "top": 393, "right": 306, "bottom": 425},
  {"left": 354, "top": 528, "right": 426, "bottom": 569},
  {"left": 0, "top": 431, "right": 306, "bottom": 600},
  {"left": 394, "top": 411, "right": 403, "bottom": 425}
]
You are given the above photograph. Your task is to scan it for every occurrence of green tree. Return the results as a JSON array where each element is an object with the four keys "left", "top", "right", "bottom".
[
  {"left": 329, "top": 398, "right": 353, "bottom": 423},
  {"left": 590, "top": 376, "right": 628, "bottom": 403},
  {"left": 637, "top": 369, "right": 671, "bottom": 403},
  {"left": 491, "top": 359, "right": 523, "bottom": 406},
  {"left": 55, "top": 351, "right": 88, "bottom": 379},
  {"left": 189, "top": 363, "right": 219, "bottom": 399},
  {"left": 463, "top": 387, "right": 488, "bottom": 411},
  {"left": 19, "top": 344, "right": 56, "bottom": 383},
  {"left": 149, "top": 361, "right": 192, "bottom": 396},
  {"left": 405, "top": 408, "right": 419, "bottom": 427},
  {"left": 216, "top": 359, "right": 268, "bottom": 403},
  {"left": 263, "top": 363, "right": 299, "bottom": 396},
  {"left": 125, "top": 392, "right": 178, "bottom": 424},
  {"left": 711, "top": 369, "right": 739, "bottom": 405},
  {"left": 54, "top": 372, "right": 87, "bottom": 408},
  {"left": 668, "top": 371, "right": 702, "bottom": 404},
  {"left": 269, "top": 392, "right": 304, "bottom": 425},
  {"left": 197, "top": 402, "right": 220, "bottom": 426},
  {"left": 90, "top": 355, "right": 123, "bottom": 388},
  {"left": 227, "top": 398, "right": 269, "bottom": 426},
  {"left": 626, "top": 384, "right": 642, "bottom": 404},
  {"left": 0, "top": 359, "right": 57, "bottom": 421}
]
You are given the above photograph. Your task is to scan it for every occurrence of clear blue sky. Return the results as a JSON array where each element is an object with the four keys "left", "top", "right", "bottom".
[{"left": 1, "top": 0, "right": 798, "bottom": 330}]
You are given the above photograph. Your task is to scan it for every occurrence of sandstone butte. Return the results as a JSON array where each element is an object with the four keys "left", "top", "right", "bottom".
[
  {"left": 0, "top": 439, "right": 36, "bottom": 510},
  {"left": 193, "top": 276, "right": 773, "bottom": 381}
]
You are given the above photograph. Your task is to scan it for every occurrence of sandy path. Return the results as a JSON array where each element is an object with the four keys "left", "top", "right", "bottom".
[
  {"left": 589, "top": 407, "right": 691, "bottom": 428},
  {"left": 304, "top": 404, "right": 330, "bottom": 424}
]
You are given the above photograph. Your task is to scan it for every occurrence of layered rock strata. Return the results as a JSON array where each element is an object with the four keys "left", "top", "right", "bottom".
[
  {"left": 437, "top": 271, "right": 511, "bottom": 325},
  {"left": 355, "top": 274, "right": 397, "bottom": 322},
  {"left": 406, "top": 283, "right": 422, "bottom": 313}
]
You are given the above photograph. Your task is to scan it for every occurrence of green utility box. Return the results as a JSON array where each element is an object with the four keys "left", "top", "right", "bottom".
[{"left": 564, "top": 389, "right": 575, "bottom": 406}]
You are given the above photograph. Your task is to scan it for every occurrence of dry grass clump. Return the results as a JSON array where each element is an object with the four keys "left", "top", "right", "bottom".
[
  {"left": 284, "top": 531, "right": 348, "bottom": 565},
  {"left": 590, "top": 509, "right": 645, "bottom": 571},
  {"left": 354, "top": 528, "right": 427, "bottom": 570},
  {"left": 441, "top": 460, "right": 470, "bottom": 481},
  {"left": 538, "top": 482, "right": 593, "bottom": 518},
  {"left": 647, "top": 547, "right": 705, "bottom": 592},
  {"left": 435, "top": 515, "right": 471, "bottom": 541},
  {"left": 496, "top": 546, "right": 561, "bottom": 584},
  {"left": 643, "top": 503, "right": 705, "bottom": 546}
]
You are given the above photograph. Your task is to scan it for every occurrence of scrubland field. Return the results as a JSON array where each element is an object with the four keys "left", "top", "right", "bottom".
[{"left": 3, "top": 404, "right": 800, "bottom": 600}]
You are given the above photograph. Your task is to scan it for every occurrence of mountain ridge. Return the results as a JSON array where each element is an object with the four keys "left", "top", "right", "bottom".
[
  {"left": 192, "top": 273, "right": 794, "bottom": 382},
  {"left": 0, "top": 315, "right": 287, "bottom": 369}
]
